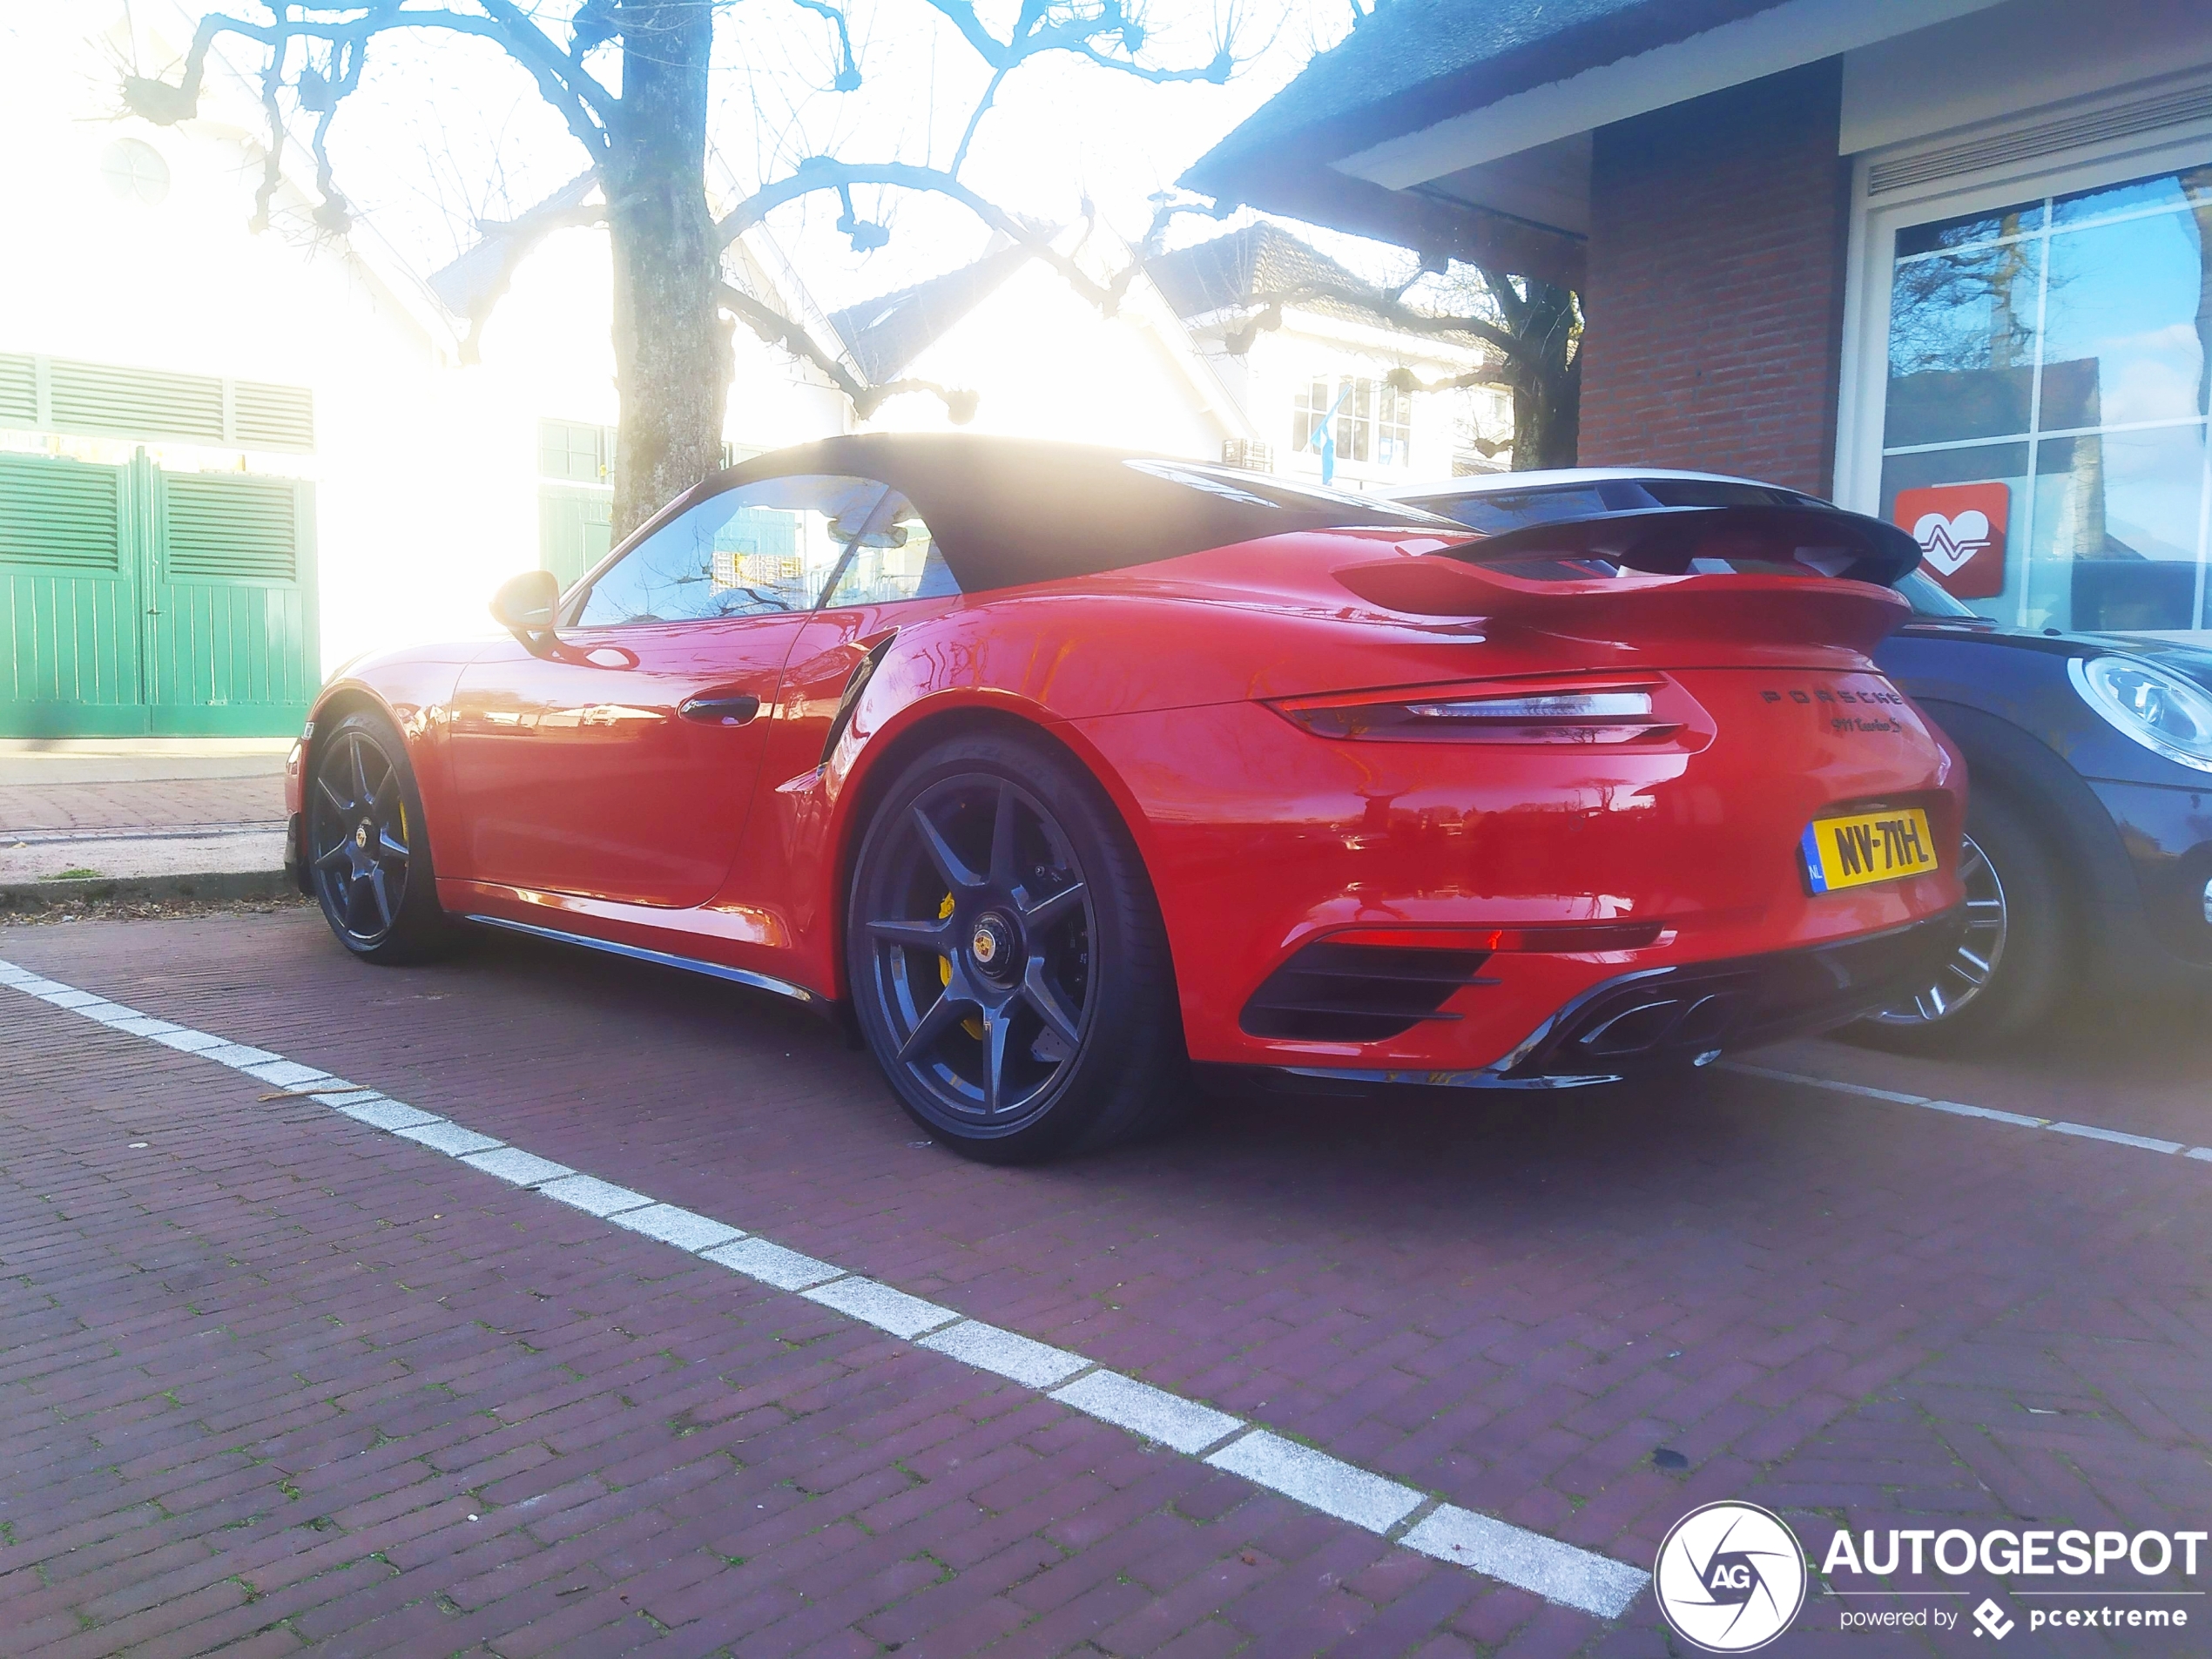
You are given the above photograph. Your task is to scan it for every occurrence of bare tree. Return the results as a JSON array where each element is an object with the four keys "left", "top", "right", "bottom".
[
  {"left": 125, "top": 1, "right": 1236, "bottom": 536},
  {"left": 1205, "top": 252, "right": 1580, "bottom": 470}
]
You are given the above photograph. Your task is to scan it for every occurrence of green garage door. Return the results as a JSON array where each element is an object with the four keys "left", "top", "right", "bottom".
[{"left": 0, "top": 449, "right": 318, "bottom": 737}]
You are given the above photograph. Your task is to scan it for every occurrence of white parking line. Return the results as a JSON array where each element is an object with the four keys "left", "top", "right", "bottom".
[
  {"left": 0, "top": 955, "right": 1649, "bottom": 1622},
  {"left": 1721, "top": 1061, "right": 2210, "bottom": 1163}
]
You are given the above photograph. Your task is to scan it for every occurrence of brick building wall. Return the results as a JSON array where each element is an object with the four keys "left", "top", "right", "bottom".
[{"left": 1578, "top": 59, "right": 1851, "bottom": 495}]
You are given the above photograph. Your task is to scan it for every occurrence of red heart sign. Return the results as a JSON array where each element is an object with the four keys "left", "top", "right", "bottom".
[{"left": 1893, "top": 482, "right": 2009, "bottom": 599}]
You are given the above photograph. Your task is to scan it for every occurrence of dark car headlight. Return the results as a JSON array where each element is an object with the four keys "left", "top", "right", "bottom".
[{"left": 2070, "top": 654, "right": 2212, "bottom": 773}]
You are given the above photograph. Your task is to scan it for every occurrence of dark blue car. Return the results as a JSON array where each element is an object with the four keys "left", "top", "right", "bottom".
[{"left": 1399, "top": 469, "right": 2212, "bottom": 1050}]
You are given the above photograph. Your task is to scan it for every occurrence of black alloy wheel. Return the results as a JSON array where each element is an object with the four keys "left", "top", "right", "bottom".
[
  {"left": 847, "top": 732, "right": 1184, "bottom": 1161},
  {"left": 1869, "top": 832, "right": 2007, "bottom": 1025},
  {"left": 306, "top": 711, "right": 452, "bottom": 963},
  {"left": 1853, "top": 791, "right": 2067, "bottom": 1052}
]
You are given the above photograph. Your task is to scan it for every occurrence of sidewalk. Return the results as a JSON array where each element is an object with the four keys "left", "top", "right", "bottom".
[{"left": 0, "top": 738, "right": 289, "bottom": 887}]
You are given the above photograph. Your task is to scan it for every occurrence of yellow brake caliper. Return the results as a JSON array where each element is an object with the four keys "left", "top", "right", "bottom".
[{"left": 938, "top": 892, "right": 985, "bottom": 1039}]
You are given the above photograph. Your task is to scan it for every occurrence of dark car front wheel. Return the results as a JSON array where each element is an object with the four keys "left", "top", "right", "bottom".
[
  {"left": 846, "top": 730, "right": 1185, "bottom": 1163},
  {"left": 306, "top": 711, "right": 455, "bottom": 964},
  {"left": 1854, "top": 792, "right": 2067, "bottom": 1050}
]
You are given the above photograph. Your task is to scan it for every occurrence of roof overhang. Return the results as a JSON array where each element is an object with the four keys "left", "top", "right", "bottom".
[
  {"left": 1184, "top": 0, "right": 2006, "bottom": 287},
  {"left": 1335, "top": 0, "right": 2004, "bottom": 190}
]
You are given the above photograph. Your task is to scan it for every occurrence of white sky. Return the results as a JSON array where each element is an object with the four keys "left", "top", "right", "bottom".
[{"left": 132, "top": 1, "right": 1410, "bottom": 315}]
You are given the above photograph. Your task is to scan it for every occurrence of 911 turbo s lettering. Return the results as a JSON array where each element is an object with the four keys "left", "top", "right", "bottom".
[{"left": 286, "top": 435, "right": 1967, "bottom": 1161}]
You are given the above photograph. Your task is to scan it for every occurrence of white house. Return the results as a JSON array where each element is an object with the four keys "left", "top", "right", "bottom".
[
  {"left": 813, "top": 223, "right": 1253, "bottom": 456},
  {"left": 1147, "top": 224, "right": 1513, "bottom": 488}
]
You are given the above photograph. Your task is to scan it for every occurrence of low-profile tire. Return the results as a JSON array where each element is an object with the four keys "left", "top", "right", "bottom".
[
  {"left": 304, "top": 710, "right": 455, "bottom": 965},
  {"left": 1851, "top": 789, "right": 2068, "bottom": 1053},
  {"left": 845, "top": 729, "right": 1186, "bottom": 1163}
]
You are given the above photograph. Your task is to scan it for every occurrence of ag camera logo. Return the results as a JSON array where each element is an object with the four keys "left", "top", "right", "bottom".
[{"left": 1655, "top": 1501, "right": 1808, "bottom": 1652}]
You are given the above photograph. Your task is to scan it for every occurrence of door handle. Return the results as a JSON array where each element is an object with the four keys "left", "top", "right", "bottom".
[{"left": 678, "top": 693, "right": 761, "bottom": 726}]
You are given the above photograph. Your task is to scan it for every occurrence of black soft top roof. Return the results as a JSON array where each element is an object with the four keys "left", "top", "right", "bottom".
[{"left": 705, "top": 434, "right": 1454, "bottom": 595}]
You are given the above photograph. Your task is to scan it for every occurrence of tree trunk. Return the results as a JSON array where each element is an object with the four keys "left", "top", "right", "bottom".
[
  {"left": 604, "top": 0, "right": 728, "bottom": 541},
  {"left": 1508, "top": 281, "right": 1581, "bottom": 471}
]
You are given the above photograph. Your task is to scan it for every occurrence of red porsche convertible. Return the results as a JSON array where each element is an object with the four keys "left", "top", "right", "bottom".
[{"left": 287, "top": 435, "right": 1966, "bottom": 1160}]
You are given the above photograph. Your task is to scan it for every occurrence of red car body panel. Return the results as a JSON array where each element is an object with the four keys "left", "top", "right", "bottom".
[{"left": 290, "top": 448, "right": 1966, "bottom": 1081}]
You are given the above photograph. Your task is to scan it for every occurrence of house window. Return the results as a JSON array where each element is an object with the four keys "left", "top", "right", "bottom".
[
  {"left": 1378, "top": 379, "right": 1413, "bottom": 467},
  {"left": 1876, "top": 163, "right": 2212, "bottom": 632},
  {"left": 1292, "top": 379, "right": 1331, "bottom": 454},
  {"left": 1295, "top": 377, "right": 1387, "bottom": 464},
  {"left": 1334, "top": 377, "right": 1372, "bottom": 464},
  {"left": 539, "top": 418, "right": 613, "bottom": 484}
]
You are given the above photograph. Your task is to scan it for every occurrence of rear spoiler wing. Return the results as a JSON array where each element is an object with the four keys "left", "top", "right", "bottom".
[
  {"left": 1332, "top": 505, "right": 1923, "bottom": 656},
  {"left": 1447, "top": 503, "right": 1923, "bottom": 587}
]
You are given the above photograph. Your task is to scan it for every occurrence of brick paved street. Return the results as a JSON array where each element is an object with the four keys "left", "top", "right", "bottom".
[{"left": 3, "top": 909, "right": 2210, "bottom": 1656}]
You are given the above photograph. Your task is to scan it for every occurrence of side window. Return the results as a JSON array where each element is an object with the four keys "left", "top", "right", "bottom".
[
  {"left": 819, "top": 501, "right": 956, "bottom": 608},
  {"left": 572, "top": 474, "right": 952, "bottom": 626}
]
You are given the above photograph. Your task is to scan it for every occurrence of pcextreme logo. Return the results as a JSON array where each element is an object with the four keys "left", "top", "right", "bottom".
[{"left": 1654, "top": 1501, "right": 1809, "bottom": 1652}]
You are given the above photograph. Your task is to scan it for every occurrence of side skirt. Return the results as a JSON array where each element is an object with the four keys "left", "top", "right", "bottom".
[{"left": 463, "top": 913, "right": 821, "bottom": 1008}]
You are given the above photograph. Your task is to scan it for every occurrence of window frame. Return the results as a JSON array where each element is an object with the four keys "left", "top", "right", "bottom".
[
  {"left": 1836, "top": 86, "right": 2212, "bottom": 509},
  {"left": 1836, "top": 96, "right": 2212, "bottom": 632}
]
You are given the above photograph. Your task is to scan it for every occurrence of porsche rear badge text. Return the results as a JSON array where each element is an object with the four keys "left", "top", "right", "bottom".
[{"left": 1763, "top": 685, "right": 1907, "bottom": 736}]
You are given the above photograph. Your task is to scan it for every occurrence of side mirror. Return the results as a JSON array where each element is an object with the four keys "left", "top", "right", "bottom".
[{"left": 490, "top": 569, "right": 561, "bottom": 650}]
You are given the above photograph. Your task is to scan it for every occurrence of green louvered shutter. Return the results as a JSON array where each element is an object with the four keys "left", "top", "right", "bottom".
[
  {"left": 166, "top": 474, "right": 298, "bottom": 579},
  {"left": 49, "top": 359, "right": 226, "bottom": 442},
  {"left": 232, "top": 380, "right": 315, "bottom": 449},
  {"left": 0, "top": 451, "right": 143, "bottom": 729},
  {"left": 0, "top": 355, "right": 36, "bottom": 428},
  {"left": 145, "top": 469, "right": 317, "bottom": 732}
]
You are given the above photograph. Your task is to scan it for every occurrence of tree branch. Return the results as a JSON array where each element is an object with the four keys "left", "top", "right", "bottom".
[
  {"left": 124, "top": 5, "right": 611, "bottom": 168},
  {"left": 920, "top": 0, "right": 1235, "bottom": 84},
  {"left": 718, "top": 158, "right": 1114, "bottom": 305},
  {"left": 1383, "top": 364, "right": 1516, "bottom": 395},
  {"left": 1229, "top": 279, "right": 1526, "bottom": 361},
  {"left": 248, "top": 25, "right": 287, "bottom": 234},
  {"left": 448, "top": 200, "right": 613, "bottom": 364},
  {"left": 949, "top": 64, "right": 1010, "bottom": 177},
  {"left": 786, "top": 0, "right": 864, "bottom": 91},
  {"left": 716, "top": 283, "right": 978, "bottom": 421}
]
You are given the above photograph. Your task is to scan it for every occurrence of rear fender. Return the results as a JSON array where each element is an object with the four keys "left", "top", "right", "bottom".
[{"left": 819, "top": 675, "right": 1169, "bottom": 1001}]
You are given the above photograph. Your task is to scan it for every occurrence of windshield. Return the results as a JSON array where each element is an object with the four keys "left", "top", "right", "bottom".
[{"left": 1895, "top": 570, "right": 1982, "bottom": 620}]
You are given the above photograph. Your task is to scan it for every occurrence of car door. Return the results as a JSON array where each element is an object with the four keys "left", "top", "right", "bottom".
[{"left": 447, "top": 474, "right": 888, "bottom": 907}]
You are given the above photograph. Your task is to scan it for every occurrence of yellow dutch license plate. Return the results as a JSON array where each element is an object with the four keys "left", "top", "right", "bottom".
[{"left": 1800, "top": 807, "right": 1939, "bottom": 894}]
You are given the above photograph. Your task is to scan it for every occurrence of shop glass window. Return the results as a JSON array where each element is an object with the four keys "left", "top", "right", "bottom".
[{"left": 1878, "top": 162, "right": 2212, "bottom": 634}]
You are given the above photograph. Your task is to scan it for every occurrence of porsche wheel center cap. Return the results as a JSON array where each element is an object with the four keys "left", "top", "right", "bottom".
[
  {"left": 354, "top": 822, "right": 371, "bottom": 851},
  {"left": 969, "top": 914, "right": 1014, "bottom": 974}
]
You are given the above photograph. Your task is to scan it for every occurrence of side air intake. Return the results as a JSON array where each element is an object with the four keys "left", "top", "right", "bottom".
[{"left": 1240, "top": 941, "right": 1494, "bottom": 1042}]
